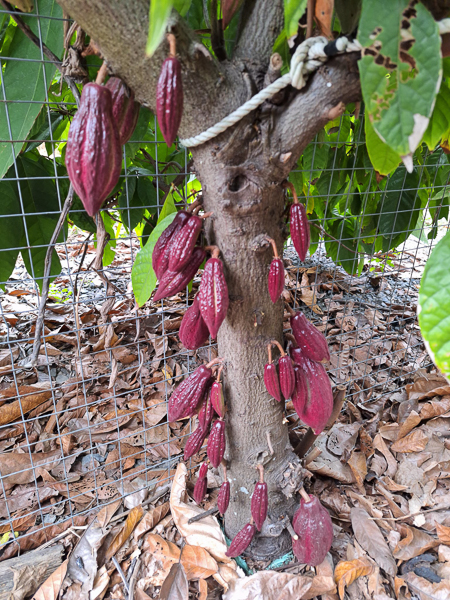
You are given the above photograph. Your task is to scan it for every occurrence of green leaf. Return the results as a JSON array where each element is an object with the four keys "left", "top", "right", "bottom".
[
  {"left": 147, "top": 0, "right": 173, "bottom": 57},
  {"left": 69, "top": 196, "right": 97, "bottom": 234},
  {"left": 132, "top": 212, "right": 177, "bottom": 306},
  {"left": 125, "top": 106, "right": 153, "bottom": 160},
  {"left": 0, "top": 0, "right": 64, "bottom": 180},
  {"left": 423, "top": 83, "right": 450, "bottom": 150},
  {"left": 96, "top": 212, "right": 116, "bottom": 267},
  {"left": 174, "top": 0, "right": 192, "bottom": 16},
  {"left": 0, "top": 172, "right": 24, "bottom": 288},
  {"left": 284, "top": 0, "right": 307, "bottom": 38},
  {"left": 325, "top": 218, "right": 360, "bottom": 274},
  {"left": 303, "top": 141, "right": 329, "bottom": 180},
  {"left": 158, "top": 191, "right": 177, "bottom": 223},
  {"left": 358, "top": 0, "right": 441, "bottom": 159},
  {"left": 419, "top": 230, "right": 450, "bottom": 377},
  {"left": 365, "top": 115, "right": 401, "bottom": 176}
]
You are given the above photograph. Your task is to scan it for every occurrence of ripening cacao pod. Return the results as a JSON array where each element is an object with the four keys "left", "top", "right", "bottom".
[
  {"left": 292, "top": 495, "right": 333, "bottom": 566},
  {"left": 179, "top": 296, "right": 210, "bottom": 350},
  {"left": 290, "top": 202, "right": 310, "bottom": 262},
  {"left": 105, "top": 77, "right": 139, "bottom": 144},
  {"left": 279, "top": 355, "right": 295, "bottom": 399},
  {"left": 153, "top": 246, "right": 206, "bottom": 301},
  {"left": 251, "top": 482, "right": 268, "bottom": 531},
  {"left": 217, "top": 480, "right": 230, "bottom": 515},
  {"left": 292, "top": 364, "right": 309, "bottom": 417},
  {"left": 292, "top": 354, "right": 333, "bottom": 434},
  {"left": 184, "top": 425, "right": 207, "bottom": 460},
  {"left": 156, "top": 56, "right": 183, "bottom": 147},
  {"left": 66, "top": 83, "right": 121, "bottom": 217},
  {"left": 226, "top": 523, "right": 255, "bottom": 558},
  {"left": 291, "top": 311, "right": 330, "bottom": 363},
  {"left": 168, "top": 215, "right": 203, "bottom": 272},
  {"left": 264, "top": 362, "right": 282, "bottom": 402},
  {"left": 198, "top": 256, "right": 229, "bottom": 339},
  {"left": 210, "top": 380, "right": 226, "bottom": 418},
  {"left": 168, "top": 364, "right": 213, "bottom": 422},
  {"left": 222, "top": 0, "right": 242, "bottom": 29},
  {"left": 268, "top": 257, "right": 284, "bottom": 303},
  {"left": 193, "top": 462, "right": 208, "bottom": 504},
  {"left": 152, "top": 210, "right": 191, "bottom": 279},
  {"left": 207, "top": 419, "right": 226, "bottom": 468},
  {"left": 198, "top": 391, "right": 215, "bottom": 430}
]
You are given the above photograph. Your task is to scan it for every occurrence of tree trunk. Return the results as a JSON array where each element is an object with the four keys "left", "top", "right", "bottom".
[{"left": 57, "top": 0, "right": 362, "bottom": 560}]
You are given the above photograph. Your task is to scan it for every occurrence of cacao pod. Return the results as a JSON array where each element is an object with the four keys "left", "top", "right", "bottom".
[
  {"left": 291, "top": 311, "right": 330, "bottom": 363},
  {"left": 207, "top": 418, "right": 226, "bottom": 468},
  {"left": 290, "top": 202, "right": 310, "bottom": 262},
  {"left": 210, "top": 380, "right": 226, "bottom": 418},
  {"left": 251, "top": 482, "right": 268, "bottom": 531},
  {"left": 156, "top": 56, "right": 183, "bottom": 147},
  {"left": 184, "top": 425, "right": 207, "bottom": 460},
  {"left": 198, "top": 256, "right": 229, "bottom": 339},
  {"left": 152, "top": 210, "right": 191, "bottom": 279},
  {"left": 291, "top": 354, "right": 333, "bottom": 434},
  {"left": 222, "top": 0, "right": 242, "bottom": 29},
  {"left": 292, "top": 495, "right": 333, "bottom": 566},
  {"left": 168, "top": 364, "right": 213, "bottom": 422},
  {"left": 279, "top": 355, "right": 295, "bottom": 400},
  {"left": 153, "top": 246, "right": 206, "bottom": 301},
  {"left": 193, "top": 462, "right": 208, "bottom": 504},
  {"left": 179, "top": 295, "right": 210, "bottom": 350},
  {"left": 168, "top": 215, "right": 203, "bottom": 272},
  {"left": 226, "top": 523, "right": 255, "bottom": 558},
  {"left": 198, "top": 390, "right": 215, "bottom": 430},
  {"left": 292, "top": 364, "right": 309, "bottom": 416},
  {"left": 264, "top": 362, "right": 282, "bottom": 402},
  {"left": 66, "top": 83, "right": 121, "bottom": 217},
  {"left": 217, "top": 480, "right": 230, "bottom": 515},
  {"left": 105, "top": 76, "right": 139, "bottom": 144},
  {"left": 268, "top": 257, "right": 284, "bottom": 303}
]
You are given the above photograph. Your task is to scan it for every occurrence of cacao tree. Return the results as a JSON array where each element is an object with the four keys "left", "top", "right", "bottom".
[{"left": 2, "top": 0, "right": 450, "bottom": 562}]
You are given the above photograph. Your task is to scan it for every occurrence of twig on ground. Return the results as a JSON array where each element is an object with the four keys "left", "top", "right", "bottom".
[
  {"left": 112, "top": 556, "right": 130, "bottom": 593},
  {"left": 188, "top": 507, "right": 219, "bottom": 524}
]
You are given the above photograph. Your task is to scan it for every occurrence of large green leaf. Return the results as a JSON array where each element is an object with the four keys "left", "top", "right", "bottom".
[
  {"left": 358, "top": 0, "right": 441, "bottom": 162},
  {"left": 423, "top": 83, "right": 450, "bottom": 150},
  {"left": 147, "top": 0, "right": 173, "bottom": 57},
  {"left": 365, "top": 115, "right": 401, "bottom": 176},
  {"left": 0, "top": 0, "right": 64, "bottom": 180},
  {"left": 284, "top": 0, "right": 307, "bottom": 38},
  {"left": 132, "top": 212, "right": 177, "bottom": 306},
  {"left": 419, "top": 230, "right": 450, "bottom": 378},
  {"left": 0, "top": 175, "right": 24, "bottom": 289}
]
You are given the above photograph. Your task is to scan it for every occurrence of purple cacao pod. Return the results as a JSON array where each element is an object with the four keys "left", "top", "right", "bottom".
[
  {"left": 268, "top": 257, "right": 284, "bottom": 303},
  {"left": 179, "top": 295, "right": 210, "bottom": 350},
  {"left": 66, "top": 83, "right": 121, "bottom": 217},
  {"left": 291, "top": 311, "right": 330, "bottom": 363},
  {"left": 168, "top": 215, "right": 203, "bottom": 272},
  {"left": 152, "top": 210, "right": 191, "bottom": 279},
  {"left": 292, "top": 355, "right": 333, "bottom": 435},
  {"left": 292, "top": 495, "right": 333, "bottom": 566},
  {"left": 251, "top": 482, "right": 268, "bottom": 531},
  {"left": 279, "top": 355, "right": 295, "bottom": 400},
  {"left": 156, "top": 56, "right": 183, "bottom": 147},
  {"left": 210, "top": 380, "right": 226, "bottom": 418},
  {"left": 105, "top": 77, "right": 139, "bottom": 144},
  {"left": 198, "top": 257, "right": 229, "bottom": 339},
  {"left": 153, "top": 246, "right": 206, "bottom": 301},
  {"left": 207, "top": 419, "right": 226, "bottom": 468},
  {"left": 226, "top": 523, "right": 255, "bottom": 558},
  {"left": 198, "top": 390, "right": 215, "bottom": 430},
  {"left": 217, "top": 481, "right": 230, "bottom": 515},
  {"left": 264, "top": 362, "right": 282, "bottom": 402},
  {"left": 184, "top": 425, "right": 207, "bottom": 460},
  {"left": 193, "top": 462, "right": 208, "bottom": 504},
  {"left": 290, "top": 202, "right": 310, "bottom": 262},
  {"left": 168, "top": 364, "right": 213, "bottom": 422},
  {"left": 292, "top": 364, "right": 309, "bottom": 417}
]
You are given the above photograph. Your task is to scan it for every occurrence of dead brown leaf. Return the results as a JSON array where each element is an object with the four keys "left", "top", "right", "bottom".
[
  {"left": 405, "top": 572, "right": 450, "bottom": 599},
  {"left": 436, "top": 522, "right": 450, "bottom": 546},
  {"left": 32, "top": 559, "right": 68, "bottom": 600},
  {"left": 348, "top": 451, "right": 367, "bottom": 494},
  {"left": 373, "top": 434, "right": 398, "bottom": 477},
  {"left": 104, "top": 504, "right": 143, "bottom": 561},
  {"left": 159, "top": 561, "right": 189, "bottom": 600},
  {"left": 350, "top": 508, "right": 396, "bottom": 576},
  {"left": 133, "top": 502, "right": 170, "bottom": 540},
  {"left": 391, "top": 429, "right": 429, "bottom": 453},
  {"left": 421, "top": 396, "right": 450, "bottom": 420},
  {"left": 0, "top": 449, "right": 61, "bottom": 488},
  {"left": 0, "top": 385, "right": 52, "bottom": 426},
  {"left": 393, "top": 525, "right": 439, "bottom": 560},
  {"left": 397, "top": 411, "right": 422, "bottom": 439},
  {"left": 334, "top": 558, "right": 373, "bottom": 599},
  {"left": 406, "top": 375, "right": 449, "bottom": 401}
]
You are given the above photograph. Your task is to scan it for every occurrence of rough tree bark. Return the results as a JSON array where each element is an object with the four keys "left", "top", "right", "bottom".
[{"left": 57, "top": 0, "right": 361, "bottom": 559}]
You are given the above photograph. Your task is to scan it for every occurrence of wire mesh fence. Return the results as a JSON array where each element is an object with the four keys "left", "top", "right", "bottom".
[{"left": 0, "top": 1, "right": 448, "bottom": 559}]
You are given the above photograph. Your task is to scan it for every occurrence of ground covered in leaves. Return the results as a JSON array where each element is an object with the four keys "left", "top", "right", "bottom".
[{"left": 0, "top": 230, "right": 448, "bottom": 599}]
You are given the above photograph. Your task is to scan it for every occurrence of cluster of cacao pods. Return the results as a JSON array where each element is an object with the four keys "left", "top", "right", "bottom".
[
  {"left": 156, "top": 33, "right": 183, "bottom": 146},
  {"left": 291, "top": 489, "right": 333, "bottom": 565},
  {"left": 264, "top": 340, "right": 296, "bottom": 402},
  {"left": 66, "top": 74, "right": 139, "bottom": 217}
]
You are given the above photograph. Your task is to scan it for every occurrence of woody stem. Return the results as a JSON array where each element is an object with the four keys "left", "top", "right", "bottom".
[
  {"left": 167, "top": 32, "right": 176, "bottom": 57},
  {"left": 269, "top": 339, "right": 285, "bottom": 357}
]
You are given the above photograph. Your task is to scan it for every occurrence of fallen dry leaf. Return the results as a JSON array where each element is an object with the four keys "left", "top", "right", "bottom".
[
  {"left": 391, "top": 429, "right": 429, "bottom": 453},
  {"left": 393, "top": 525, "right": 439, "bottom": 560},
  {"left": 198, "top": 578, "right": 208, "bottom": 600},
  {"left": 348, "top": 451, "right": 367, "bottom": 493},
  {"left": 32, "top": 559, "right": 68, "bottom": 600},
  {"left": 0, "top": 449, "right": 61, "bottom": 489},
  {"left": 159, "top": 561, "right": 188, "bottom": 600},
  {"left": 350, "top": 508, "right": 396, "bottom": 576},
  {"left": 435, "top": 522, "right": 450, "bottom": 546},
  {"left": 134, "top": 501, "right": 170, "bottom": 540},
  {"left": 421, "top": 396, "right": 450, "bottom": 420},
  {"left": 0, "top": 384, "right": 51, "bottom": 426},
  {"left": 334, "top": 558, "right": 373, "bottom": 599},
  {"left": 90, "top": 565, "right": 110, "bottom": 600},
  {"left": 373, "top": 434, "right": 398, "bottom": 477},
  {"left": 104, "top": 504, "right": 143, "bottom": 561},
  {"left": 405, "top": 571, "right": 450, "bottom": 599}
]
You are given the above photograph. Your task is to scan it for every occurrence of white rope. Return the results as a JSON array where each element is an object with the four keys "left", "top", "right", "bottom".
[{"left": 180, "top": 35, "right": 363, "bottom": 148}]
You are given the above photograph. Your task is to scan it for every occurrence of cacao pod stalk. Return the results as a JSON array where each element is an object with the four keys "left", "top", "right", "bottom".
[
  {"left": 65, "top": 83, "right": 122, "bottom": 217},
  {"left": 156, "top": 34, "right": 183, "bottom": 147}
]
